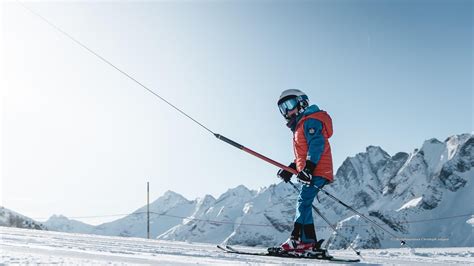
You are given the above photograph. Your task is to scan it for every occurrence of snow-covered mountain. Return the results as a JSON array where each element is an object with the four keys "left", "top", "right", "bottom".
[
  {"left": 158, "top": 185, "right": 255, "bottom": 243},
  {"left": 44, "top": 215, "right": 95, "bottom": 234},
  {"left": 0, "top": 207, "right": 47, "bottom": 230},
  {"left": 158, "top": 133, "right": 473, "bottom": 248},
  {"left": 91, "top": 190, "right": 197, "bottom": 238},
  {"left": 8, "top": 133, "right": 472, "bottom": 249},
  {"left": 322, "top": 133, "right": 474, "bottom": 249},
  {"left": 220, "top": 181, "right": 298, "bottom": 246},
  {"left": 159, "top": 181, "right": 298, "bottom": 247}
]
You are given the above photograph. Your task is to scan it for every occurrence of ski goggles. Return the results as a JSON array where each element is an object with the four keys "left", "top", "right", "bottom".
[{"left": 278, "top": 97, "right": 299, "bottom": 116}]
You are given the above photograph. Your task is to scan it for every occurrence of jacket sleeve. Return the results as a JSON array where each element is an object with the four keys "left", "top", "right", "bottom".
[{"left": 303, "top": 118, "right": 325, "bottom": 165}]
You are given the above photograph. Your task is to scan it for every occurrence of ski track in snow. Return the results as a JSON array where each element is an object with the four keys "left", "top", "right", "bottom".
[{"left": 1, "top": 227, "right": 473, "bottom": 265}]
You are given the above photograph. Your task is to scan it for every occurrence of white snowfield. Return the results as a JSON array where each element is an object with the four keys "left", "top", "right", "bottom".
[{"left": 1, "top": 227, "right": 473, "bottom": 265}]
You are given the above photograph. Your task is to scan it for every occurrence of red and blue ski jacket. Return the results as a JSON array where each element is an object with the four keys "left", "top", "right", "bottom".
[{"left": 292, "top": 105, "right": 334, "bottom": 183}]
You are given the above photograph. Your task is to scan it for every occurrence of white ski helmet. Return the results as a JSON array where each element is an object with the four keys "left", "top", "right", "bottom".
[{"left": 277, "top": 89, "right": 310, "bottom": 121}]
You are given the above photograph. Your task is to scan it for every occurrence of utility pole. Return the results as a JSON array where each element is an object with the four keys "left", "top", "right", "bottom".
[{"left": 147, "top": 181, "right": 150, "bottom": 239}]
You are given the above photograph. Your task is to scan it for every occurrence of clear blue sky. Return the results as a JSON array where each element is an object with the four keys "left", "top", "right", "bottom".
[{"left": 2, "top": 0, "right": 472, "bottom": 224}]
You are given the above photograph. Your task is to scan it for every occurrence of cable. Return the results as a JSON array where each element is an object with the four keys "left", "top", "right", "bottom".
[
  {"left": 398, "top": 213, "right": 473, "bottom": 224},
  {"left": 320, "top": 187, "right": 413, "bottom": 247},
  {"left": 33, "top": 211, "right": 474, "bottom": 229},
  {"left": 16, "top": 0, "right": 215, "bottom": 136}
]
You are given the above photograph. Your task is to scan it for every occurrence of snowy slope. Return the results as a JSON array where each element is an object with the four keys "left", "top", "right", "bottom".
[
  {"left": 1, "top": 227, "right": 473, "bottom": 265},
  {"left": 0, "top": 207, "right": 46, "bottom": 230}
]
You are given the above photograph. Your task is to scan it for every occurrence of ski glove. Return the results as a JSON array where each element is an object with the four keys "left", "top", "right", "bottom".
[
  {"left": 297, "top": 160, "right": 316, "bottom": 185},
  {"left": 277, "top": 162, "right": 297, "bottom": 183}
]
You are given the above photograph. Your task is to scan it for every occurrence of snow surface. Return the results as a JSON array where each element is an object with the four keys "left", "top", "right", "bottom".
[
  {"left": 396, "top": 197, "right": 423, "bottom": 211},
  {"left": 467, "top": 217, "right": 474, "bottom": 226},
  {"left": 1, "top": 226, "right": 473, "bottom": 265}
]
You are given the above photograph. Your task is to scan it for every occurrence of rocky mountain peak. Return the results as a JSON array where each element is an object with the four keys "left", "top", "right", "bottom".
[{"left": 216, "top": 185, "right": 254, "bottom": 203}]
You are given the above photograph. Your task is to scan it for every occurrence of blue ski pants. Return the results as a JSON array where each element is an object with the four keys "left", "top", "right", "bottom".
[{"left": 294, "top": 176, "right": 327, "bottom": 226}]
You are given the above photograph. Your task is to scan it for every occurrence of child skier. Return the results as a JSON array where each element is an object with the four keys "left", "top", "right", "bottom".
[{"left": 276, "top": 89, "right": 334, "bottom": 255}]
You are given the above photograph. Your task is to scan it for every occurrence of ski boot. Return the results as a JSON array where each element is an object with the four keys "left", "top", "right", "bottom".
[
  {"left": 270, "top": 238, "right": 327, "bottom": 258},
  {"left": 307, "top": 239, "right": 333, "bottom": 259}
]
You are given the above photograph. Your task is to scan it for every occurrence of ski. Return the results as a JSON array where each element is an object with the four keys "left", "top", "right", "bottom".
[
  {"left": 217, "top": 245, "right": 267, "bottom": 256},
  {"left": 217, "top": 245, "right": 360, "bottom": 263}
]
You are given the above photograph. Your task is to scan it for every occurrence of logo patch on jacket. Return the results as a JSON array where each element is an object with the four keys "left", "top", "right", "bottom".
[{"left": 308, "top": 128, "right": 316, "bottom": 135}]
